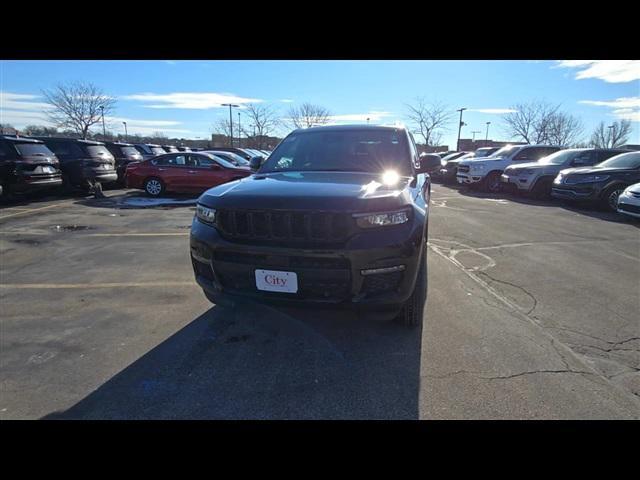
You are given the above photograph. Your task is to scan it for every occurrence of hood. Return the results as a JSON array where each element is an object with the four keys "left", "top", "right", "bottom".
[
  {"left": 625, "top": 182, "right": 640, "bottom": 194},
  {"left": 459, "top": 156, "right": 506, "bottom": 166},
  {"left": 560, "top": 166, "right": 632, "bottom": 176},
  {"left": 199, "top": 171, "right": 413, "bottom": 212}
]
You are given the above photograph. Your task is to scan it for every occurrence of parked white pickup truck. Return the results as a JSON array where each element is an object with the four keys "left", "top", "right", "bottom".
[{"left": 456, "top": 144, "right": 560, "bottom": 192}]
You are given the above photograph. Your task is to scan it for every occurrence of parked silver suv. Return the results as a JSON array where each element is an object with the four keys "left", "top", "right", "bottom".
[{"left": 501, "top": 148, "right": 629, "bottom": 198}]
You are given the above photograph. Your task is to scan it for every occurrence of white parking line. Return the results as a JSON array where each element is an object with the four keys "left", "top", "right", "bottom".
[
  {"left": 0, "top": 281, "right": 196, "bottom": 289},
  {"left": 0, "top": 203, "right": 67, "bottom": 220}
]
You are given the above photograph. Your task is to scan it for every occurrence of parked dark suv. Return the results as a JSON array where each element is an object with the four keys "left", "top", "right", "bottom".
[
  {"left": 551, "top": 151, "right": 640, "bottom": 211},
  {"left": 190, "top": 125, "right": 441, "bottom": 326},
  {"left": 0, "top": 136, "right": 62, "bottom": 198},
  {"left": 33, "top": 137, "right": 117, "bottom": 190},
  {"left": 104, "top": 141, "right": 144, "bottom": 184}
]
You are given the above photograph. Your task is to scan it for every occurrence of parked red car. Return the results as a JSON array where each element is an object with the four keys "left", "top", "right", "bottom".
[{"left": 125, "top": 152, "right": 251, "bottom": 196}]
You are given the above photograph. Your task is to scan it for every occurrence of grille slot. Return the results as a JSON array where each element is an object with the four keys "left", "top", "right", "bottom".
[
  {"left": 216, "top": 209, "right": 350, "bottom": 245},
  {"left": 361, "top": 271, "right": 403, "bottom": 296}
]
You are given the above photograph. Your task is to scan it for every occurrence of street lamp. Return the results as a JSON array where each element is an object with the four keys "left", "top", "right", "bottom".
[
  {"left": 485, "top": 121, "right": 491, "bottom": 142},
  {"left": 99, "top": 105, "right": 106, "bottom": 139},
  {"left": 122, "top": 121, "right": 128, "bottom": 142},
  {"left": 221, "top": 103, "right": 239, "bottom": 147},
  {"left": 456, "top": 108, "right": 467, "bottom": 151},
  {"left": 607, "top": 124, "right": 615, "bottom": 148},
  {"left": 471, "top": 130, "right": 481, "bottom": 142},
  {"left": 237, "top": 112, "right": 241, "bottom": 148}
]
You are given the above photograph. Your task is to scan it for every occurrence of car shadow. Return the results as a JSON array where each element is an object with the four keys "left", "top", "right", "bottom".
[{"left": 42, "top": 301, "right": 423, "bottom": 419}]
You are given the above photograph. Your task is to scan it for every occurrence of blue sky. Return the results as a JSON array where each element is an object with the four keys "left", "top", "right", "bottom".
[{"left": 1, "top": 60, "right": 638, "bottom": 148}]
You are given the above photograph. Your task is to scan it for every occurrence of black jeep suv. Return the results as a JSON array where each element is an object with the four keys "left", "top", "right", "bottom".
[
  {"left": 0, "top": 136, "right": 62, "bottom": 198},
  {"left": 190, "top": 125, "right": 441, "bottom": 326}
]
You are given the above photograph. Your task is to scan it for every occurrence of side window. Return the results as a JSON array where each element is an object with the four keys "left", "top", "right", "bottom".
[
  {"left": 514, "top": 147, "right": 546, "bottom": 161},
  {"left": 152, "top": 155, "right": 169, "bottom": 166},
  {"left": 192, "top": 155, "right": 214, "bottom": 167},
  {"left": 598, "top": 150, "right": 619, "bottom": 163},
  {"left": 512, "top": 148, "right": 531, "bottom": 161},
  {"left": 0, "top": 141, "right": 10, "bottom": 157},
  {"left": 572, "top": 151, "right": 595, "bottom": 166},
  {"left": 166, "top": 154, "right": 187, "bottom": 166}
]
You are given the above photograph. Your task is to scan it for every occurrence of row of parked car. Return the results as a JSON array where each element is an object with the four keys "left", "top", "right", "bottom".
[
  {"left": 432, "top": 145, "right": 640, "bottom": 219},
  {"left": 0, "top": 134, "right": 272, "bottom": 199}
]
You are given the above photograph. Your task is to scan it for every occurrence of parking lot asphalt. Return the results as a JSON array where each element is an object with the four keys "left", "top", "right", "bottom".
[{"left": 1, "top": 185, "right": 639, "bottom": 419}]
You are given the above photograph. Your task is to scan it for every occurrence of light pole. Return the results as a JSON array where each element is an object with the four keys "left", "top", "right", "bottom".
[
  {"left": 221, "top": 103, "right": 239, "bottom": 147},
  {"left": 485, "top": 121, "right": 491, "bottom": 143},
  {"left": 237, "top": 112, "right": 241, "bottom": 148},
  {"left": 122, "top": 121, "right": 128, "bottom": 142},
  {"left": 471, "top": 130, "right": 481, "bottom": 143},
  {"left": 456, "top": 107, "right": 467, "bottom": 151},
  {"left": 367, "top": 117, "right": 370, "bottom": 124},
  {"left": 100, "top": 105, "right": 106, "bottom": 139},
  {"left": 607, "top": 124, "right": 614, "bottom": 148}
]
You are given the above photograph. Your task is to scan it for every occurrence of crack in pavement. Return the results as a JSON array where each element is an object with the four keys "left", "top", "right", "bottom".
[
  {"left": 427, "top": 242, "right": 640, "bottom": 409},
  {"left": 477, "top": 270, "right": 538, "bottom": 315},
  {"left": 425, "top": 369, "right": 596, "bottom": 380}
]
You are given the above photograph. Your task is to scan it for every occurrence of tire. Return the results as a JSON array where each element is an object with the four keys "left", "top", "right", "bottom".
[
  {"left": 144, "top": 177, "right": 165, "bottom": 197},
  {"left": 530, "top": 177, "right": 553, "bottom": 199},
  {"left": 602, "top": 185, "right": 625, "bottom": 212},
  {"left": 481, "top": 171, "right": 503, "bottom": 193},
  {"left": 396, "top": 243, "right": 427, "bottom": 328}
]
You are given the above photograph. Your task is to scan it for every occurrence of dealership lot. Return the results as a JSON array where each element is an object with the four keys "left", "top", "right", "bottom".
[{"left": 1, "top": 185, "right": 639, "bottom": 419}]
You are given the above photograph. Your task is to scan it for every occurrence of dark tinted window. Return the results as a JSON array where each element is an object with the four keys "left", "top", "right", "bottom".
[
  {"left": 121, "top": 146, "right": 140, "bottom": 157},
  {"left": 514, "top": 147, "right": 559, "bottom": 161},
  {"left": 570, "top": 150, "right": 596, "bottom": 166},
  {"left": 45, "top": 141, "right": 84, "bottom": 158},
  {"left": 13, "top": 143, "right": 54, "bottom": 157},
  {"left": 597, "top": 150, "right": 626, "bottom": 163},
  {"left": 134, "top": 145, "right": 148, "bottom": 155},
  {"left": 260, "top": 129, "right": 412, "bottom": 175},
  {"left": 596, "top": 152, "right": 640, "bottom": 169},
  {"left": 85, "top": 145, "right": 112, "bottom": 157},
  {"left": 0, "top": 141, "right": 11, "bottom": 157}
]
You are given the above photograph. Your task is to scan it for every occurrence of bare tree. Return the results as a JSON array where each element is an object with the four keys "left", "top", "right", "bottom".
[
  {"left": 42, "top": 82, "right": 116, "bottom": 139},
  {"left": 545, "top": 112, "right": 584, "bottom": 147},
  {"left": 212, "top": 118, "right": 232, "bottom": 138},
  {"left": 502, "top": 100, "right": 561, "bottom": 144},
  {"left": 23, "top": 125, "right": 59, "bottom": 136},
  {"left": 241, "top": 104, "right": 280, "bottom": 148},
  {"left": 405, "top": 98, "right": 452, "bottom": 146},
  {"left": 589, "top": 120, "right": 633, "bottom": 148},
  {"left": 0, "top": 123, "right": 17, "bottom": 134},
  {"left": 287, "top": 103, "right": 331, "bottom": 129}
]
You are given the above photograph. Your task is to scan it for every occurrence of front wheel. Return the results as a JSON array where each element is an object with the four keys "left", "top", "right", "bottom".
[
  {"left": 602, "top": 185, "right": 625, "bottom": 212},
  {"left": 481, "top": 171, "right": 502, "bottom": 193},
  {"left": 396, "top": 243, "right": 427, "bottom": 328},
  {"left": 144, "top": 177, "right": 165, "bottom": 197}
]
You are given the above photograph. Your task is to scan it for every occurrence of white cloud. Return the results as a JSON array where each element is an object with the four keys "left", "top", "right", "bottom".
[
  {"left": 579, "top": 96, "right": 640, "bottom": 122},
  {"left": 0, "top": 91, "right": 51, "bottom": 112},
  {"left": 103, "top": 116, "right": 190, "bottom": 135},
  {"left": 467, "top": 108, "right": 517, "bottom": 114},
  {"left": 555, "top": 60, "right": 640, "bottom": 83},
  {"left": 124, "top": 92, "right": 263, "bottom": 109},
  {"left": 328, "top": 111, "right": 394, "bottom": 123},
  {"left": 280, "top": 99, "right": 294, "bottom": 103}
]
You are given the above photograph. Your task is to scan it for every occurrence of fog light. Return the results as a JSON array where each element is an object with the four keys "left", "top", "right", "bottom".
[{"left": 361, "top": 265, "right": 405, "bottom": 276}]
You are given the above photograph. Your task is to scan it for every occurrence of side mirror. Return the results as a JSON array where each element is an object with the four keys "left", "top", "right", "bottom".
[
  {"left": 249, "top": 155, "right": 264, "bottom": 172},
  {"left": 416, "top": 154, "right": 441, "bottom": 174}
]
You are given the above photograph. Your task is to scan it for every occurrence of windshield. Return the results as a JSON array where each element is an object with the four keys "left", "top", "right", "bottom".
[
  {"left": 474, "top": 149, "right": 494, "bottom": 158},
  {"left": 260, "top": 129, "right": 412, "bottom": 175},
  {"left": 164, "top": 146, "right": 179, "bottom": 152},
  {"left": 539, "top": 149, "right": 582, "bottom": 165},
  {"left": 85, "top": 145, "right": 113, "bottom": 158},
  {"left": 211, "top": 151, "right": 249, "bottom": 166},
  {"left": 491, "top": 145, "right": 519, "bottom": 157},
  {"left": 595, "top": 152, "right": 640, "bottom": 169},
  {"left": 151, "top": 147, "right": 166, "bottom": 155},
  {"left": 14, "top": 143, "right": 55, "bottom": 157}
]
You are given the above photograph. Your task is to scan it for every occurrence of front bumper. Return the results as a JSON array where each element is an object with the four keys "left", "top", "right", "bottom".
[
  {"left": 456, "top": 172, "right": 483, "bottom": 185},
  {"left": 617, "top": 197, "right": 640, "bottom": 218},
  {"left": 190, "top": 216, "right": 425, "bottom": 310},
  {"left": 500, "top": 173, "right": 535, "bottom": 191},
  {"left": 550, "top": 184, "right": 600, "bottom": 202}
]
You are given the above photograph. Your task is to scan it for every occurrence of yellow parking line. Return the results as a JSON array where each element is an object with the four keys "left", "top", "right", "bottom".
[
  {"left": 0, "top": 281, "right": 196, "bottom": 289},
  {"left": 0, "top": 203, "right": 65, "bottom": 220}
]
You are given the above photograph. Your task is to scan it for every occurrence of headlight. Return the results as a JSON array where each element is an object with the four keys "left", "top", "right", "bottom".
[
  {"left": 196, "top": 204, "right": 216, "bottom": 225},
  {"left": 354, "top": 209, "right": 410, "bottom": 229},
  {"left": 566, "top": 174, "right": 610, "bottom": 184}
]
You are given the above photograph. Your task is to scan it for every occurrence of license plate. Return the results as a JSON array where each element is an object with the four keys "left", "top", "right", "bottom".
[{"left": 255, "top": 269, "right": 298, "bottom": 293}]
